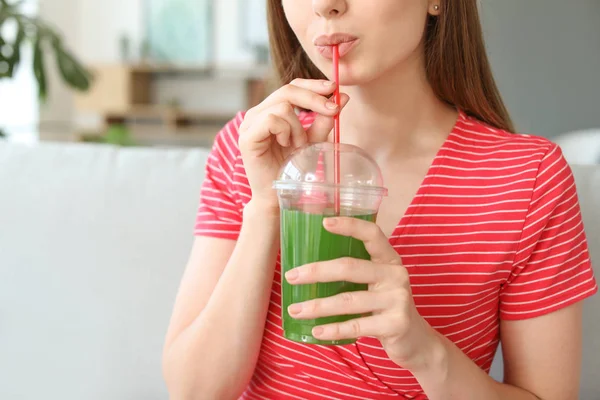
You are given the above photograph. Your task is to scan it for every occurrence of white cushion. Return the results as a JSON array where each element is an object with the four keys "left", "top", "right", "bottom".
[
  {"left": 554, "top": 129, "right": 600, "bottom": 165},
  {"left": 0, "top": 142, "right": 208, "bottom": 399}
]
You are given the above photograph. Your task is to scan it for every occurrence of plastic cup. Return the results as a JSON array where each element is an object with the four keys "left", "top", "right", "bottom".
[{"left": 273, "top": 142, "right": 387, "bottom": 345}]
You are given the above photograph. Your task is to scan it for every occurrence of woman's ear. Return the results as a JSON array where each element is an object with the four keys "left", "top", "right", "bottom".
[{"left": 428, "top": 2, "right": 441, "bottom": 16}]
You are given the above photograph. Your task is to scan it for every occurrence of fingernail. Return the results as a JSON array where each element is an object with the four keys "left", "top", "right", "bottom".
[
  {"left": 288, "top": 303, "right": 302, "bottom": 315},
  {"left": 312, "top": 327, "right": 324, "bottom": 337},
  {"left": 324, "top": 218, "right": 338, "bottom": 227},
  {"left": 285, "top": 269, "right": 299, "bottom": 282},
  {"left": 323, "top": 80, "right": 335, "bottom": 86},
  {"left": 325, "top": 101, "right": 339, "bottom": 110}
]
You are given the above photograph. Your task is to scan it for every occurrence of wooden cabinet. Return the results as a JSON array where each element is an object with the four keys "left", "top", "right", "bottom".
[{"left": 74, "top": 64, "right": 270, "bottom": 131}]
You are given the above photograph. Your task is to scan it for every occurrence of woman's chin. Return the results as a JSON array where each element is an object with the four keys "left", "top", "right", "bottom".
[
  {"left": 313, "top": 57, "right": 379, "bottom": 87},
  {"left": 339, "top": 73, "right": 370, "bottom": 87},
  {"left": 338, "top": 69, "right": 379, "bottom": 87}
]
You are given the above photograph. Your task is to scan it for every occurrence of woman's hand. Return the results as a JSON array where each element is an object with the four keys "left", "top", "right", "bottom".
[
  {"left": 238, "top": 79, "right": 350, "bottom": 211},
  {"left": 285, "top": 217, "right": 442, "bottom": 372}
]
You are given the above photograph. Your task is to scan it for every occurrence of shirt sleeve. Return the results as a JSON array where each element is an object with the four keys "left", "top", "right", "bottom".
[
  {"left": 500, "top": 144, "right": 598, "bottom": 320},
  {"left": 194, "top": 116, "right": 244, "bottom": 240}
]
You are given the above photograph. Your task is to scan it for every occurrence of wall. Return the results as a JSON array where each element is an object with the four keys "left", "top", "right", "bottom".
[
  {"left": 76, "top": 0, "right": 253, "bottom": 66},
  {"left": 37, "top": 0, "right": 600, "bottom": 138},
  {"left": 37, "top": 0, "right": 79, "bottom": 130},
  {"left": 37, "top": 0, "right": 255, "bottom": 133},
  {"left": 78, "top": 0, "right": 255, "bottom": 116},
  {"left": 77, "top": 0, "right": 143, "bottom": 63},
  {"left": 481, "top": 0, "right": 600, "bottom": 137},
  {"left": 214, "top": 0, "right": 254, "bottom": 65}
]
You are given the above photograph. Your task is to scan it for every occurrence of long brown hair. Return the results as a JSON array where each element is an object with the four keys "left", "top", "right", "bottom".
[{"left": 267, "top": 0, "right": 515, "bottom": 132}]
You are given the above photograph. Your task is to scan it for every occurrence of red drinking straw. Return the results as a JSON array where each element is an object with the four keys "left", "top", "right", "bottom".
[{"left": 333, "top": 45, "right": 341, "bottom": 215}]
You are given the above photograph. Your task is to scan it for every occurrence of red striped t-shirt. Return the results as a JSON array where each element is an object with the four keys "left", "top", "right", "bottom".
[{"left": 194, "top": 110, "right": 597, "bottom": 399}]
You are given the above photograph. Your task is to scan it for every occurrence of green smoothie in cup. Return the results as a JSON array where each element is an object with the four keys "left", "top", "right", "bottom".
[
  {"left": 273, "top": 142, "right": 387, "bottom": 346},
  {"left": 280, "top": 209, "right": 376, "bottom": 345}
]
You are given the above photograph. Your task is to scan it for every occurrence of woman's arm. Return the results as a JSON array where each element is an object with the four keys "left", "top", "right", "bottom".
[
  {"left": 413, "top": 147, "right": 592, "bottom": 399},
  {"left": 162, "top": 201, "right": 280, "bottom": 400},
  {"left": 413, "top": 302, "right": 583, "bottom": 400}
]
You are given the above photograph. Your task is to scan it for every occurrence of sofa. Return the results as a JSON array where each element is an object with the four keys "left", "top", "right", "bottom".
[
  {"left": 0, "top": 141, "right": 598, "bottom": 400},
  {"left": 553, "top": 129, "right": 600, "bottom": 165}
]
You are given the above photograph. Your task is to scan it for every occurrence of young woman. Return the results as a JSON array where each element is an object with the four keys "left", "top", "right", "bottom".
[{"left": 163, "top": 1, "right": 597, "bottom": 399}]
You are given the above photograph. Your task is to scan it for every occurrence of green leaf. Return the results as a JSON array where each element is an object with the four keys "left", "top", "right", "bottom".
[
  {"left": 6, "top": 20, "right": 25, "bottom": 77},
  {"left": 0, "top": 34, "right": 10, "bottom": 79},
  {"left": 33, "top": 35, "right": 47, "bottom": 101},
  {"left": 2, "top": 0, "right": 26, "bottom": 13},
  {"left": 104, "top": 124, "right": 135, "bottom": 146},
  {"left": 0, "top": 35, "right": 6, "bottom": 58},
  {"left": 53, "top": 44, "right": 92, "bottom": 91},
  {"left": 1, "top": 4, "right": 92, "bottom": 97}
]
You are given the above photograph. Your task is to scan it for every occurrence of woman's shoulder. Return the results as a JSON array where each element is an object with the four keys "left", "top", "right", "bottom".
[
  {"left": 455, "top": 111, "right": 556, "bottom": 151},
  {"left": 450, "top": 112, "right": 565, "bottom": 171},
  {"left": 210, "top": 111, "right": 246, "bottom": 161},
  {"left": 445, "top": 112, "right": 576, "bottom": 204}
]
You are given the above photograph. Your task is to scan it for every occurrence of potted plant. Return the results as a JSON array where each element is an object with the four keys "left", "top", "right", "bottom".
[{"left": 0, "top": 0, "right": 92, "bottom": 137}]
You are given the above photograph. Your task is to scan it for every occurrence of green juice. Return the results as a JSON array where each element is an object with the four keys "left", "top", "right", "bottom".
[{"left": 280, "top": 209, "right": 376, "bottom": 345}]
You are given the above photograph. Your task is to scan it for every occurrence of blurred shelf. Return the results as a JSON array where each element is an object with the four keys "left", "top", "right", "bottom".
[
  {"left": 40, "top": 125, "right": 221, "bottom": 148},
  {"left": 74, "top": 63, "right": 268, "bottom": 133},
  {"left": 87, "top": 62, "right": 270, "bottom": 78},
  {"left": 126, "top": 63, "right": 212, "bottom": 75},
  {"left": 103, "top": 105, "right": 234, "bottom": 129}
]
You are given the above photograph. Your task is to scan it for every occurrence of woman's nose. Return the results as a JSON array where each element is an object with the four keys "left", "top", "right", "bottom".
[{"left": 312, "top": 0, "right": 347, "bottom": 19}]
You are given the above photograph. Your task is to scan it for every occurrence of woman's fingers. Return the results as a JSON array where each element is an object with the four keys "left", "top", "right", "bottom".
[
  {"left": 249, "top": 79, "right": 341, "bottom": 119},
  {"left": 323, "top": 217, "right": 401, "bottom": 264},
  {"left": 239, "top": 111, "right": 289, "bottom": 152},
  {"left": 288, "top": 290, "right": 392, "bottom": 320},
  {"left": 311, "top": 313, "right": 407, "bottom": 342},
  {"left": 240, "top": 102, "right": 307, "bottom": 152},
  {"left": 240, "top": 78, "right": 351, "bottom": 149},
  {"left": 266, "top": 102, "right": 307, "bottom": 148},
  {"left": 279, "top": 103, "right": 310, "bottom": 148},
  {"left": 306, "top": 93, "right": 350, "bottom": 143},
  {"left": 286, "top": 257, "right": 409, "bottom": 290},
  {"left": 285, "top": 257, "right": 382, "bottom": 285}
]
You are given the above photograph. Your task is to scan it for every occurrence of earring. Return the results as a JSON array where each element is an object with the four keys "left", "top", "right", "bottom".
[{"left": 433, "top": 4, "right": 440, "bottom": 11}]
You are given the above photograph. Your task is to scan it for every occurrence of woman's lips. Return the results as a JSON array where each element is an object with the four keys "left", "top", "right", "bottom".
[{"left": 316, "top": 40, "right": 359, "bottom": 59}]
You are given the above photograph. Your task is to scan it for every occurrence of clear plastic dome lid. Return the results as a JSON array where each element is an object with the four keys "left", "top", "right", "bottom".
[{"left": 273, "top": 142, "right": 388, "bottom": 197}]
